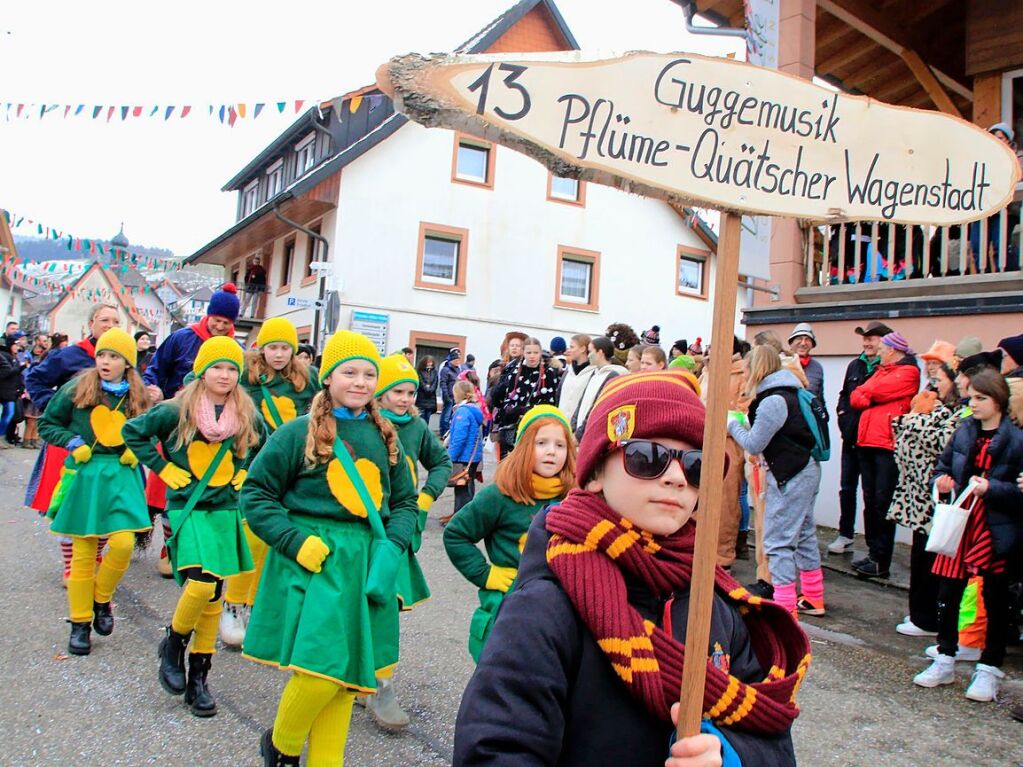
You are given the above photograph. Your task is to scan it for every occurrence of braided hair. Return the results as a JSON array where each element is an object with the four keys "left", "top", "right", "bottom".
[{"left": 304, "top": 389, "right": 399, "bottom": 467}]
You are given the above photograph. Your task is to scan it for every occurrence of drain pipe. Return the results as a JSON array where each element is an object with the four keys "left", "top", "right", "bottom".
[
  {"left": 272, "top": 201, "right": 331, "bottom": 349},
  {"left": 672, "top": 0, "right": 748, "bottom": 39}
]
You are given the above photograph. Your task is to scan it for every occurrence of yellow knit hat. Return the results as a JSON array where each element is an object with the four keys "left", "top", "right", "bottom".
[
  {"left": 256, "top": 317, "right": 299, "bottom": 352},
  {"left": 515, "top": 404, "right": 572, "bottom": 444},
  {"left": 193, "top": 336, "right": 245, "bottom": 377},
  {"left": 376, "top": 354, "right": 419, "bottom": 397},
  {"left": 95, "top": 328, "right": 137, "bottom": 368},
  {"left": 319, "top": 331, "right": 382, "bottom": 383}
]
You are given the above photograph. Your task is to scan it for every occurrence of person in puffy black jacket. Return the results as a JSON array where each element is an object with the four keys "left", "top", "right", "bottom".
[
  {"left": 0, "top": 337, "right": 26, "bottom": 446},
  {"left": 415, "top": 355, "right": 439, "bottom": 424}
]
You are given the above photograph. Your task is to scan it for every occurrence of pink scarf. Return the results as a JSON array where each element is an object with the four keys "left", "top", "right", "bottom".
[{"left": 195, "top": 393, "right": 240, "bottom": 442}]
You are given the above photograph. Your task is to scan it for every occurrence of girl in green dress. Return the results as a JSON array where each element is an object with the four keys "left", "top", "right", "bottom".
[
  {"left": 220, "top": 317, "right": 320, "bottom": 649},
  {"left": 363, "top": 353, "right": 452, "bottom": 730},
  {"left": 241, "top": 330, "right": 418, "bottom": 767},
  {"left": 444, "top": 404, "right": 576, "bottom": 662},
  {"left": 122, "top": 335, "right": 264, "bottom": 718},
  {"left": 39, "top": 328, "right": 151, "bottom": 657}
]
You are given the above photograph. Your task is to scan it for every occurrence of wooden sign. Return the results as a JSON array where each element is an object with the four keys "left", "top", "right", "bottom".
[{"left": 378, "top": 51, "right": 1020, "bottom": 225}]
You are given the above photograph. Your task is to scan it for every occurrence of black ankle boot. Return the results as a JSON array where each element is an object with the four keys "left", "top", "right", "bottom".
[
  {"left": 93, "top": 601, "right": 114, "bottom": 636},
  {"left": 185, "top": 652, "right": 217, "bottom": 717},
  {"left": 68, "top": 621, "right": 92, "bottom": 656},
  {"left": 157, "top": 626, "right": 189, "bottom": 695},
  {"left": 260, "top": 729, "right": 300, "bottom": 766}
]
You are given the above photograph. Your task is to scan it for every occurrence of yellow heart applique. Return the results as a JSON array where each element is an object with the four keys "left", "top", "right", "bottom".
[
  {"left": 261, "top": 395, "right": 297, "bottom": 429},
  {"left": 326, "top": 456, "right": 383, "bottom": 518},
  {"left": 405, "top": 455, "right": 418, "bottom": 486},
  {"left": 187, "top": 441, "right": 235, "bottom": 487},
  {"left": 90, "top": 405, "right": 127, "bottom": 447}
]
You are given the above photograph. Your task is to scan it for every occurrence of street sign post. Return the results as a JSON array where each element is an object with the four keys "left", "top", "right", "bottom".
[{"left": 378, "top": 49, "right": 1021, "bottom": 740}]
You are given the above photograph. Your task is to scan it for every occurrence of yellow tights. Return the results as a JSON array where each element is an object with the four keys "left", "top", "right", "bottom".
[
  {"left": 223, "top": 521, "right": 268, "bottom": 606},
  {"left": 272, "top": 672, "right": 355, "bottom": 766},
  {"left": 67, "top": 532, "right": 134, "bottom": 624},
  {"left": 171, "top": 578, "right": 223, "bottom": 654}
]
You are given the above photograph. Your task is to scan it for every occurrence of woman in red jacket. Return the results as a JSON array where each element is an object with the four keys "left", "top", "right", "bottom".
[{"left": 849, "top": 331, "right": 921, "bottom": 579}]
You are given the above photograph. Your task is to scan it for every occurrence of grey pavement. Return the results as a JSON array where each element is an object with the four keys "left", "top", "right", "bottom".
[{"left": 2, "top": 444, "right": 1022, "bottom": 766}]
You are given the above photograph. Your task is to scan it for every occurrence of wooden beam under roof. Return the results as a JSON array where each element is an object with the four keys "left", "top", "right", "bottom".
[
  {"left": 900, "top": 48, "right": 961, "bottom": 116},
  {"left": 817, "top": 0, "right": 972, "bottom": 101},
  {"left": 815, "top": 11, "right": 859, "bottom": 50},
  {"left": 817, "top": 35, "right": 877, "bottom": 75},
  {"left": 840, "top": 53, "right": 904, "bottom": 94}
]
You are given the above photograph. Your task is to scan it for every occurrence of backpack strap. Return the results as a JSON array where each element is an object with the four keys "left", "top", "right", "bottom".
[{"left": 331, "top": 437, "right": 387, "bottom": 542}]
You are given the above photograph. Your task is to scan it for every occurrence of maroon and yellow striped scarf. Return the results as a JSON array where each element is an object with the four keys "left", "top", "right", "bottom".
[{"left": 545, "top": 489, "right": 810, "bottom": 735}]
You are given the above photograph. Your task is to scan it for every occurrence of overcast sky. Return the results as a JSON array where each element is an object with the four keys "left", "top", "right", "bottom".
[{"left": 0, "top": 0, "right": 740, "bottom": 256}]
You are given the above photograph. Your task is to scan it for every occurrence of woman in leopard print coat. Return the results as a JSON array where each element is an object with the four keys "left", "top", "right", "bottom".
[{"left": 887, "top": 363, "right": 964, "bottom": 636}]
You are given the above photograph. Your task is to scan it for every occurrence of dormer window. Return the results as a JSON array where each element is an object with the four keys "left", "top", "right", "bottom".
[
  {"left": 266, "top": 159, "right": 284, "bottom": 199},
  {"left": 242, "top": 180, "right": 259, "bottom": 217},
  {"left": 296, "top": 133, "right": 317, "bottom": 175}
]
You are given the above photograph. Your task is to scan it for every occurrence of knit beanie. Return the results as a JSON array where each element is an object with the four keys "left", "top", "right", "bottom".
[
  {"left": 954, "top": 336, "right": 983, "bottom": 359},
  {"left": 515, "top": 404, "right": 571, "bottom": 445},
  {"left": 642, "top": 325, "right": 661, "bottom": 346},
  {"left": 256, "top": 317, "right": 299, "bottom": 352},
  {"left": 193, "top": 336, "right": 244, "bottom": 377},
  {"left": 550, "top": 336, "right": 567, "bottom": 354},
  {"left": 575, "top": 370, "right": 705, "bottom": 486},
  {"left": 881, "top": 331, "right": 912, "bottom": 354},
  {"left": 376, "top": 353, "right": 419, "bottom": 396},
  {"left": 672, "top": 339, "right": 688, "bottom": 355},
  {"left": 997, "top": 334, "right": 1023, "bottom": 367},
  {"left": 319, "top": 330, "right": 382, "bottom": 384},
  {"left": 207, "top": 283, "right": 240, "bottom": 322},
  {"left": 668, "top": 353, "right": 696, "bottom": 371},
  {"left": 95, "top": 328, "right": 137, "bottom": 368}
]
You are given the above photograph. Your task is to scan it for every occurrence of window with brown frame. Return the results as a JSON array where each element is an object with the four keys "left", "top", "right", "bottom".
[
  {"left": 451, "top": 133, "right": 495, "bottom": 189},
  {"left": 676, "top": 246, "right": 709, "bottom": 299},
  {"left": 554, "top": 246, "right": 600, "bottom": 311},
  {"left": 277, "top": 237, "right": 296, "bottom": 295},
  {"left": 302, "top": 223, "right": 321, "bottom": 286},
  {"left": 415, "top": 222, "right": 469, "bottom": 293},
  {"left": 546, "top": 172, "right": 586, "bottom": 206}
]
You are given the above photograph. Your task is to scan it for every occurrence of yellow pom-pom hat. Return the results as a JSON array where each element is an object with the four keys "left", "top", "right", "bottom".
[
  {"left": 376, "top": 353, "right": 420, "bottom": 397},
  {"left": 95, "top": 328, "right": 137, "bottom": 368},
  {"left": 319, "top": 331, "right": 382, "bottom": 384},
  {"left": 515, "top": 404, "right": 572, "bottom": 445},
  {"left": 193, "top": 336, "right": 245, "bottom": 377},
  {"left": 255, "top": 317, "right": 299, "bottom": 352}
]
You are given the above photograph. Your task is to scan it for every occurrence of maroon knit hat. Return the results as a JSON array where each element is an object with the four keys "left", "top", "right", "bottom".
[{"left": 576, "top": 370, "right": 705, "bottom": 486}]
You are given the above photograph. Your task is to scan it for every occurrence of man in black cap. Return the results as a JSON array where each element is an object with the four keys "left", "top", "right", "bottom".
[{"left": 828, "top": 320, "right": 893, "bottom": 554}]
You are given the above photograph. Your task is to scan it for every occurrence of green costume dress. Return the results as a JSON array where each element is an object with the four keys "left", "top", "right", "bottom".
[
  {"left": 442, "top": 483, "right": 550, "bottom": 661},
  {"left": 122, "top": 401, "right": 265, "bottom": 583},
  {"left": 38, "top": 379, "right": 149, "bottom": 538},
  {"left": 240, "top": 413, "right": 419, "bottom": 691},
  {"left": 241, "top": 367, "right": 319, "bottom": 432},
  {"left": 387, "top": 413, "right": 452, "bottom": 610}
]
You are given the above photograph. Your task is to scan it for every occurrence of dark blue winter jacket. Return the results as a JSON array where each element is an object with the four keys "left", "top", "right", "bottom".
[
  {"left": 454, "top": 509, "right": 796, "bottom": 767},
  {"left": 142, "top": 327, "right": 243, "bottom": 399},
  {"left": 25, "top": 339, "right": 96, "bottom": 411},
  {"left": 439, "top": 360, "right": 461, "bottom": 404},
  {"left": 932, "top": 415, "right": 1023, "bottom": 558},
  {"left": 448, "top": 403, "right": 485, "bottom": 464}
]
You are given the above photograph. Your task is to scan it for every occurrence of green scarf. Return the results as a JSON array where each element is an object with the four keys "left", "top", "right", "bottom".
[
  {"left": 860, "top": 353, "right": 880, "bottom": 375},
  {"left": 381, "top": 409, "right": 414, "bottom": 425}
]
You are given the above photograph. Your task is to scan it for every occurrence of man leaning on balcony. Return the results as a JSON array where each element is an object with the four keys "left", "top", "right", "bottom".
[
  {"left": 240, "top": 255, "right": 268, "bottom": 318},
  {"left": 848, "top": 331, "right": 921, "bottom": 579}
]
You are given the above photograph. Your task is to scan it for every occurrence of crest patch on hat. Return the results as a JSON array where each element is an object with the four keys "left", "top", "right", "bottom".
[{"left": 607, "top": 405, "right": 636, "bottom": 443}]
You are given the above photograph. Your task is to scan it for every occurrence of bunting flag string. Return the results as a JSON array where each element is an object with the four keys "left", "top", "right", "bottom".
[
  {"left": 1, "top": 208, "right": 182, "bottom": 273},
  {"left": 1, "top": 95, "right": 387, "bottom": 125}
]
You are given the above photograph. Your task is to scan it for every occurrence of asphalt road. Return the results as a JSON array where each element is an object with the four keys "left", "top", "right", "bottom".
[{"left": 2, "top": 444, "right": 1021, "bottom": 766}]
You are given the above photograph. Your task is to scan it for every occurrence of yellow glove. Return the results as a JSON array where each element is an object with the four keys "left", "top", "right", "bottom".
[
  {"left": 71, "top": 444, "right": 92, "bottom": 464},
  {"left": 159, "top": 463, "right": 193, "bottom": 490},
  {"left": 485, "top": 565, "right": 518, "bottom": 593},
  {"left": 417, "top": 492, "right": 433, "bottom": 512},
  {"left": 119, "top": 448, "right": 138, "bottom": 468},
  {"left": 231, "top": 469, "right": 247, "bottom": 491},
  {"left": 296, "top": 535, "right": 330, "bottom": 573}
]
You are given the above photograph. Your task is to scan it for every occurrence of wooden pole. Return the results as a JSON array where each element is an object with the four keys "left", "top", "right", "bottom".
[{"left": 677, "top": 211, "right": 743, "bottom": 738}]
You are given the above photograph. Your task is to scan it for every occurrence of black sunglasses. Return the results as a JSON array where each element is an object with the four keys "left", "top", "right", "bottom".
[{"left": 619, "top": 440, "right": 727, "bottom": 486}]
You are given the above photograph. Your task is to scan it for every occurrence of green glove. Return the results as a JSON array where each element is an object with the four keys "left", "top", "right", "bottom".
[
  {"left": 366, "top": 539, "right": 402, "bottom": 605},
  {"left": 411, "top": 509, "right": 429, "bottom": 553},
  {"left": 727, "top": 410, "right": 749, "bottom": 428}
]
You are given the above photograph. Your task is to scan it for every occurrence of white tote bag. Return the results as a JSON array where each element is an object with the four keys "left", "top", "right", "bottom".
[{"left": 926, "top": 480, "right": 978, "bottom": 557}]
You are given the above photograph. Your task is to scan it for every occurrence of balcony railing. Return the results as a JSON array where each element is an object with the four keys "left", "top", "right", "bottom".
[{"left": 802, "top": 190, "right": 1023, "bottom": 290}]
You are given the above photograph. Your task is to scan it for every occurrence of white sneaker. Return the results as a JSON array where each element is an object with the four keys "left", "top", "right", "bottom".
[
  {"left": 925, "top": 643, "right": 981, "bottom": 662},
  {"left": 913, "top": 655, "right": 956, "bottom": 688},
  {"left": 219, "top": 602, "right": 246, "bottom": 648},
  {"left": 965, "top": 663, "right": 1004, "bottom": 702},
  {"left": 827, "top": 535, "right": 854, "bottom": 554},
  {"left": 896, "top": 619, "right": 937, "bottom": 637}
]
